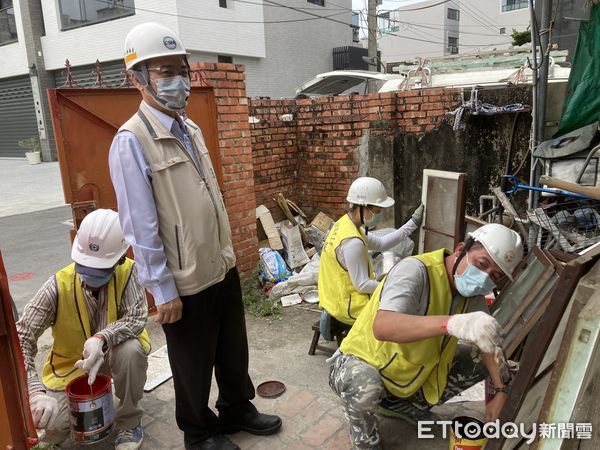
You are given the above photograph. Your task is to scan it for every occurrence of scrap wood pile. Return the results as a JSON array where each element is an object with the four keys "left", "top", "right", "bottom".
[{"left": 255, "top": 193, "right": 335, "bottom": 307}]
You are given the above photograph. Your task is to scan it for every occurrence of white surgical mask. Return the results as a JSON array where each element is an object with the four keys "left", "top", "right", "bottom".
[
  {"left": 364, "top": 207, "right": 381, "bottom": 228},
  {"left": 454, "top": 255, "right": 496, "bottom": 297},
  {"left": 154, "top": 75, "right": 191, "bottom": 111}
]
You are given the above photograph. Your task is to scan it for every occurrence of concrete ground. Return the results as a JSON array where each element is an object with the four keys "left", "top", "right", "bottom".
[{"left": 1, "top": 159, "right": 484, "bottom": 449}]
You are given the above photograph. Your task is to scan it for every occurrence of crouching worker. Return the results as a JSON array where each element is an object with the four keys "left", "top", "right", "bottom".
[
  {"left": 17, "top": 209, "right": 150, "bottom": 449},
  {"left": 318, "top": 176, "right": 423, "bottom": 339},
  {"left": 328, "top": 223, "right": 523, "bottom": 449}
]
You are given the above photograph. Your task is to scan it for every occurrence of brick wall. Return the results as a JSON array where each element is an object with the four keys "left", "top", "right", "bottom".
[
  {"left": 192, "top": 62, "right": 258, "bottom": 274},
  {"left": 249, "top": 89, "right": 461, "bottom": 219}
]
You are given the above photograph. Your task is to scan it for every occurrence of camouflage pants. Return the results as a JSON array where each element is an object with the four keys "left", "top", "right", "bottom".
[
  {"left": 329, "top": 354, "right": 385, "bottom": 449},
  {"left": 328, "top": 345, "right": 486, "bottom": 449}
]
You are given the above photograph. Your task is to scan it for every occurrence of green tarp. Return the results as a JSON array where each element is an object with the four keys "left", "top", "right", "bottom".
[{"left": 556, "top": 4, "right": 600, "bottom": 137}]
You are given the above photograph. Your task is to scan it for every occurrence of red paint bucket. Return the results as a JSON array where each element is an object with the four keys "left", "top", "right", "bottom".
[{"left": 65, "top": 374, "right": 114, "bottom": 444}]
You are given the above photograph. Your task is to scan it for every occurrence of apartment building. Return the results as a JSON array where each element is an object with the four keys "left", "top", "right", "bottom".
[
  {"left": 0, "top": 0, "right": 352, "bottom": 159},
  {"left": 374, "top": 0, "right": 529, "bottom": 65}
]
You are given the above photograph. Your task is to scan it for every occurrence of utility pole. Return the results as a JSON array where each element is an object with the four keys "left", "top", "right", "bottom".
[{"left": 367, "top": 0, "right": 378, "bottom": 93}]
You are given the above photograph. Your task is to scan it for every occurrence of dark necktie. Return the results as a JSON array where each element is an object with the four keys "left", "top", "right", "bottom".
[{"left": 170, "top": 119, "right": 185, "bottom": 144}]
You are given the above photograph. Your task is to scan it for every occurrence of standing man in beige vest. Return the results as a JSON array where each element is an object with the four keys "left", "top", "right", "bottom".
[{"left": 108, "top": 22, "right": 282, "bottom": 450}]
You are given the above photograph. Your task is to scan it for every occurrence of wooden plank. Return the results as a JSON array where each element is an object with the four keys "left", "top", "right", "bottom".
[
  {"left": 493, "top": 187, "right": 528, "bottom": 240},
  {"left": 274, "top": 193, "right": 309, "bottom": 243}
]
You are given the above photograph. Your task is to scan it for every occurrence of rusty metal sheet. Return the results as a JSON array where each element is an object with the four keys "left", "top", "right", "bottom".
[{"left": 0, "top": 250, "right": 38, "bottom": 449}]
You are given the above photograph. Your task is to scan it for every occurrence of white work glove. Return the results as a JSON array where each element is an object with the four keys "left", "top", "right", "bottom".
[
  {"left": 446, "top": 311, "right": 502, "bottom": 354},
  {"left": 30, "top": 392, "right": 59, "bottom": 429},
  {"left": 74, "top": 336, "right": 105, "bottom": 385}
]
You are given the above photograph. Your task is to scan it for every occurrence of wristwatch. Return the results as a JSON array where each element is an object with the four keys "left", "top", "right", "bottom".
[{"left": 490, "top": 384, "right": 510, "bottom": 395}]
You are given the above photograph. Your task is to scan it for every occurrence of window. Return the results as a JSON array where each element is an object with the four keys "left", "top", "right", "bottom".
[
  {"left": 219, "top": 0, "right": 227, "bottom": 8},
  {"left": 59, "top": 0, "right": 135, "bottom": 31},
  {"left": 0, "top": 0, "right": 17, "bottom": 45},
  {"left": 447, "top": 8, "right": 460, "bottom": 21},
  {"left": 218, "top": 55, "right": 233, "bottom": 64},
  {"left": 448, "top": 36, "right": 458, "bottom": 54},
  {"left": 351, "top": 11, "right": 360, "bottom": 43},
  {"left": 500, "top": 27, "right": 506, "bottom": 34},
  {"left": 308, "top": 0, "right": 325, "bottom": 6},
  {"left": 502, "top": 0, "right": 528, "bottom": 12},
  {"left": 378, "top": 12, "right": 399, "bottom": 35}
]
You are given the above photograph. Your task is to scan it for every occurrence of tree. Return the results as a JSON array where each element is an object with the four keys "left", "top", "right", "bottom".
[{"left": 512, "top": 26, "right": 532, "bottom": 47}]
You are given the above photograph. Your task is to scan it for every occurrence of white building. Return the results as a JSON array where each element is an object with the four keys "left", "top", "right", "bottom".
[
  {"left": 374, "top": 0, "right": 529, "bottom": 64},
  {"left": 0, "top": 0, "right": 352, "bottom": 159}
]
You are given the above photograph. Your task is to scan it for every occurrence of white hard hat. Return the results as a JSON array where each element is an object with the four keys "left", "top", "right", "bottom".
[
  {"left": 124, "top": 22, "right": 190, "bottom": 70},
  {"left": 346, "top": 177, "right": 395, "bottom": 208},
  {"left": 71, "top": 209, "right": 129, "bottom": 269},
  {"left": 469, "top": 223, "right": 524, "bottom": 280}
]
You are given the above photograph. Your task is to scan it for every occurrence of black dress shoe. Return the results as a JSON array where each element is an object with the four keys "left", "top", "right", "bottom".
[
  {"left": 223, "top": 411, "right": 282, "bottom": 436},
  {"left": 185, "top": 434, "right": 240, "bottom": 450}
]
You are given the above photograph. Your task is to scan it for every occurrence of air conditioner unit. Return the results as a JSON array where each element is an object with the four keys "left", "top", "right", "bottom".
[{"left": 448, "top": 46, "right": 459, "bottom": 54}]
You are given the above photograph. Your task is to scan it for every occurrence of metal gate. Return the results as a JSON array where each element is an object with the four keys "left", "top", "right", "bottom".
[{"left": 0, "top": 75, "right": 38, "bottom": 158}]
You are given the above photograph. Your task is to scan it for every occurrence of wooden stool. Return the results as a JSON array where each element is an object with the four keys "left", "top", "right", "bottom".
[{"left": 308, "top": 320, "right": 350, "bottom": 356}]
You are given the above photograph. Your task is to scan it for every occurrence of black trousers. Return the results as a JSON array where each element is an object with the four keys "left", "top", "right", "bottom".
[{"left": 162, "top": 268, "right": 256, "bottom": 443}]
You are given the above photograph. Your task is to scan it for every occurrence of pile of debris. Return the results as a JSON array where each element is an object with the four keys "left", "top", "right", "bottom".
[{"left": 255, "top": 193, "right": 335, "bottom": 306}]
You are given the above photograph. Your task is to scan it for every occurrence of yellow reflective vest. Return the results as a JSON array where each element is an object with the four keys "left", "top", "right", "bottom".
[
  {"left": 318, "top": 214, "right": 374, "bottom": 325},
  {"left": 42, "top": 259, "right": 150, "bottom": 390},
  {"left": 340, "top": 249, "right": 467, "bottom": 405}
]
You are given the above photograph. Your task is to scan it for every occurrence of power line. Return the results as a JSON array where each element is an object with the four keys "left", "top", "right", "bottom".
[
  {"left": 93, "top": 0, "right": 350, "bottom": 24},
  {"left": 448, "top": 0, "right": 498, "bottom": 33},
  {"left": 455, "top": 0, "right": 501, "bottom": 30}
]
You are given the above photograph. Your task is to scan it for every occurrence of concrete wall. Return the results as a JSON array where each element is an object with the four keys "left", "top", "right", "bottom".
[
  {"left": 241, "top": 0, "right": 353, "bottom": 98},
  {"left": 459, "top": 0, "right": 530, "bottom": 52},
  {"left": 0, "top": 0, "right": 28, "bottom": 78},
  {"left": 377, "top": 0, "right": 447, "bottom": 62}
]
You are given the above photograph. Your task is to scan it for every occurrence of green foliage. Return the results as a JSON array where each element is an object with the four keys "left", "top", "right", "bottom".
[
  {"left": 511, "top": 27, "right": 531, "bottom": 47},
  {"left": 17, "top": 137, "right": 41, "bottom": 153},
  {"left": 241, "top": 267, "right": 281, "bottom": 319}
]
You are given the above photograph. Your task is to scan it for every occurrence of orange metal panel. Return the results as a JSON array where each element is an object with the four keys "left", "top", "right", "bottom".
[
  {"left": 47, "top": 87, "right": 222, "bottom": 229},
  {"left": 0, "top": 250, "right": 38, "bottom": 449}
]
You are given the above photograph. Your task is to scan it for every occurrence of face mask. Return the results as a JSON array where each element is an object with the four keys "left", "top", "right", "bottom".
[
  {"left": 154, "top": 75, "right": 191, "bottom": 111},
  {"left": 364, "top": 208, "right": 381, "bottom": 228},
  {"left": 454, "top": 256, "right": 496, "bottom": 297},
  {"left": 79, "top": 272, "right": 113, "bottom": 289}
]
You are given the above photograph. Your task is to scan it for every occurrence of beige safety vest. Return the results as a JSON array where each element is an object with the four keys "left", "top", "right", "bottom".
[{"left": 119, "top": 103, "right": 236, "bottom": 296}]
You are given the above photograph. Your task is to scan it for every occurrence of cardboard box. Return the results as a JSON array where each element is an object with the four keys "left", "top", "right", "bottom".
[
  {"left": 256, "top": 205, "right": 283, "bottom": 251},
  {"left": 310, "top": 212, "right": 335, "bottom": 233},
  {"left": 279, "top": 220, "right": 310, "bottom": 269}
]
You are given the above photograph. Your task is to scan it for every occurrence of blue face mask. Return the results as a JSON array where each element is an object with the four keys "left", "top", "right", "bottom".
[
  {"left": 364, "top": 207, "right": 381, "bottom": 228},
  {"left": 79, "top": 273, "right": 113, "bottom": 289},
  {"left": 454, "top": 255, "right": 496, "bottom": 297}
]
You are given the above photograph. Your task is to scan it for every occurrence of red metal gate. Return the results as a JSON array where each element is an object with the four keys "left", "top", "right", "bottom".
[{"left": 48, "top": 86, "right": 222, "bottom": 233}]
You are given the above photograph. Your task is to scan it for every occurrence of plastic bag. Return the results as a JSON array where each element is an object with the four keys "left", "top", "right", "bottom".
[{"left": 259, "top": 248, "right": 292, "bottom": 284}]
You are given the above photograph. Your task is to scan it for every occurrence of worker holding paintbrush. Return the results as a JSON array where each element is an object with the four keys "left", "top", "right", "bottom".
[{"left": 328, "top": 223, "right": 523, "bottom": 450}]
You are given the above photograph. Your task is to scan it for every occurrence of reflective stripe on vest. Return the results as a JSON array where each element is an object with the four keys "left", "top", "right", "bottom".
[
  {"left": 339, "top": 248, "right": 467, "bottom": 404},
  {"left": 42, "top": 259, "right": 150, "bottom": 390},
  {"left": 318, "top": 214, "right": 374, "bottom": 325}
]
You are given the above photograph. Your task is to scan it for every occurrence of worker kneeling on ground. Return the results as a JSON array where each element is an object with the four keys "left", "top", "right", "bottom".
[
  {"left": 318, "top": 176, "right": 423, "bottom": 335},
  {"left": 329, "top": 223, "right": 523, "bottom": 449},
  {"left": 17, "top": 209, "right": 149, "bottom": 449}
]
